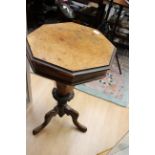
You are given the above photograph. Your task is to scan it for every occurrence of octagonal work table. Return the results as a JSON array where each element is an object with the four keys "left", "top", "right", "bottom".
[{"left": 27, "top": 22, "right": 116, "bottom": 135}]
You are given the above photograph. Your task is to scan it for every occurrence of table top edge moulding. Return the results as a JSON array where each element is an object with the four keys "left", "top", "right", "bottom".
[
  {"left": 27, "top": 22, "right": 116, "bottom": 69},
  {"left": 27, "top": 22, "right": 116, "bottom": 85}
]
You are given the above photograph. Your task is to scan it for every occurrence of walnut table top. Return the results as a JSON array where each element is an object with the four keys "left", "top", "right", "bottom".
[{"left": 27, "top": 22, "right": 116, "bottom": 85}]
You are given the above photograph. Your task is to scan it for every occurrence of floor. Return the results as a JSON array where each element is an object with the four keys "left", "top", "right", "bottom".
[
  {"left": 97, "top": 149, "right": 112, "bottom": 155},
  {"left": 76, "top": 52, "right": 129, "bottom": 107},
  {"left": 27, "top": 74, "right": 129, "bottom": 155}
]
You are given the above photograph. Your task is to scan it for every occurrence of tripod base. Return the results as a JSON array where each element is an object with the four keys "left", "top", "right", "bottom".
[{"left": 33, "top": 85, "right": 87, "bottom": 135}]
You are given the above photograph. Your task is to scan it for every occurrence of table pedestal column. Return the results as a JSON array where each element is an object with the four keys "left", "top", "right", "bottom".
[{"left": 33, "top": 82, "right": 87, "bottom": 135}]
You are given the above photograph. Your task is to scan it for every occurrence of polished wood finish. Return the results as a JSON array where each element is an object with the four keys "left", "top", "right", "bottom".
[
  {"left": 113, "top": 0, "right": 128, "bottom": 7},
  {"left": 27, "top": 74, "right": 129, "bottom": 155},
  {"left": 27, "top": 22, "right": 115, "bottom": 71},
  {"left": 27, "top": 44, "right": 108, "bottom": 85},
  {"left": 56, "top": 82, "right": 74, "bottom": 96},
  {"left": 27, "top": 23, "right": 116, "bottom": 135},
  {"left": 33, "top": 82, "right": 87, "bottom": 135},
  {"left": 27, "top": 46, "right": 108, "bottom": 85}
]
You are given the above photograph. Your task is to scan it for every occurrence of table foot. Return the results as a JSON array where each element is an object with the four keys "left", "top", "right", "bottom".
[
  {"left": 65, "top": 105, "right": 87, "bottom": 132},
  {"left": 33, "top": 107, "right": 58, "bottom": 135}
]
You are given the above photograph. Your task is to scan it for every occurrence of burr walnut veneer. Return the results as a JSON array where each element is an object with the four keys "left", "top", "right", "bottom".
[{"left": 27, "top": 22, "right": 116, "bottom": 135}]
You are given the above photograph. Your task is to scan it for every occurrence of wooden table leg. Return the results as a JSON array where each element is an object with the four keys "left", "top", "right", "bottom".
[
  {"left": 64, "top": 104, "right": 87, "bottom": 132},
  {"left": 53, "top": 82, "right": 87, "bottom": 132},
  {"left": 33, "top": 106, "right": 58, "bottom": 135},
  {"left": 32, "top": 82, "right": 87, "bottom": 135}
]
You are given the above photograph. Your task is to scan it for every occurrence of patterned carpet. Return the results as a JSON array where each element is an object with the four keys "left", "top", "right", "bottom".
[{"left": 76, "top": 51, "right": 129, "bottom": 107}]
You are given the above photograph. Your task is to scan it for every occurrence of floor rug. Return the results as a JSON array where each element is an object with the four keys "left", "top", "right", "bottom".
[{"left": 76, "top": 53, "right": 129, "bottom": 107}]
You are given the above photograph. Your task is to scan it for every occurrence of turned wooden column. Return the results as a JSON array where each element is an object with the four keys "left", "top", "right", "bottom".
[{"left": 56, "top": 82, "right": 74, "bottom": 96}]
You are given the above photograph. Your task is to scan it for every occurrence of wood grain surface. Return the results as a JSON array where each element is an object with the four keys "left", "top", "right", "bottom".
[
  {"left": 113, "top": 0, "right": 128, "bottom": 7},
  {"left": 27, "top": 22, "right": 115, "bottom": 71},
  {"left": 27, "top": 74, "right": 129, "bottom": 155},
  {"left": 56, "top": 82, "right": 74, "bottom": 95}
]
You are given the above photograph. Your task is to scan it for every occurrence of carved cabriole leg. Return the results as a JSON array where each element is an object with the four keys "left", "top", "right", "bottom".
[
  {"left": 64, "top": 105, "right": 87, "bottom": 132},
  {"left": 55, "top": 82, "right": 87, "bottom": 132},
  {"left": 32, "top": 82, "right": 87, "bottom": 135},
  {"left": 33, "top": 106, "right": 58, "bottom": 135}
]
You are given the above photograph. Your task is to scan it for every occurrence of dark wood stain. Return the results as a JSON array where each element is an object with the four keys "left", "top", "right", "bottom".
[{"left": 26, "top": 38, "right": 116, "bottom": 86}]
